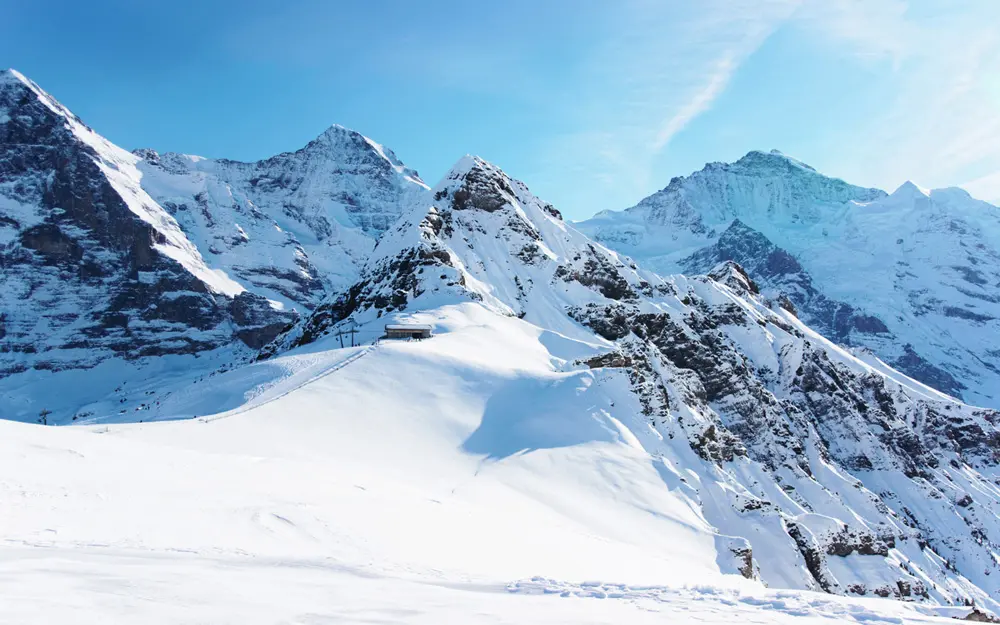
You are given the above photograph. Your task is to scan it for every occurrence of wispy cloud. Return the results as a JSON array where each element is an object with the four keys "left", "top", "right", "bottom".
[
  {"left": 650, "top": 6, "right": 791, "bottom": 154},
  {"left": 544, "top": 0, "right": 1000, "bottom": 217},
  {"left": 792, "top": 0, "right": 1000, "bottom": 200},
  {"left": 652, "top": 55, "right": 736, "bottom": 152},
  {"left": 531, "top": 0, "right": 799, "bottom": 215},
  {"left": 792, "top": 0, "right": 912, "bottom": 65}
]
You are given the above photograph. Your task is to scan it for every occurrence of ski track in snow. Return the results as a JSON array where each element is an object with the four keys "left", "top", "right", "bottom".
[{"left": 200, "top": 344, "right": 376, "bottom": 423}]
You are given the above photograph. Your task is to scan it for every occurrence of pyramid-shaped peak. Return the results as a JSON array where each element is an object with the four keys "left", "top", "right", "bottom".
[
  {"left": 1, "top": 69, "right": 48, "bottom": 99},
  {"left": 433, "top": 155, "right": 523, "bottom": 203},
  {"left": 439, "top": 155, "right": 523, "bottom": 193},
  {"left": 0, "top": 69, "right": 49, "bottom": 105},
  {"left": 443, "top": 154, "right": 501, "bottom": 180},
  {"left": 0, "top": 67, "right": 87, "bottom": 131},
  {"left": 891, "top": 180, "right": 931, "bottom": 199},
  {"left": 315, "top": 123, "right": 364, "bottom": 140},
  {"left": 734, "top": 149, "right": 818, "bottom": 173},
  {"left": 708, "top": 260, "right": 760, "bottom": 296},
  {"left": 303, "top": 123, "right": 371, "bottom": 150},
  {"left": 296, "top": 123, "right": 426, "bottom": 188}
]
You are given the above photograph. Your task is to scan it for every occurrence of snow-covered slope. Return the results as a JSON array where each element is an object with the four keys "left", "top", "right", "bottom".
[
  {"left": 0, "top": 69, "right": 292, "bottom": 390},
  {"left": 1, "top": 319, "right": 977, "bottom": 623},
  {"left": 577, "top": 150, "right": 1000, "bottom": 408},
  {"left": 135, "top": 124, "right": 428, "bottom": 309},
  {"left": 256, "top": 156, "right": 1000, "bottom": 612}
]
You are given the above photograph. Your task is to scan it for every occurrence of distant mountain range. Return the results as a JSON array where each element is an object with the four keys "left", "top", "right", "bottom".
[
  {"left": 578, "top": 149, "right": 1000, "bottom": 409},
  {"left": 5, "top": 69, "right": 1000, "bottom": 611},
  {"left": 0, "top": 69, "right": 424, "bottom": 387}
]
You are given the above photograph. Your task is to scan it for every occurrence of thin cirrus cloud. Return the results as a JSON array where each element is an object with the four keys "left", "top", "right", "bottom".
[
  {"left": 525, "top": 0, "right": 1000, "bottom": 219},
  {"left": 792, "top": 0, "right": 1000, "bottom": 202},
  {"left": 530, "top": 0, "right": 799, "bottom": 216},
  {"left": 652, "top": 54, "right": 737, "bottom": 153}
]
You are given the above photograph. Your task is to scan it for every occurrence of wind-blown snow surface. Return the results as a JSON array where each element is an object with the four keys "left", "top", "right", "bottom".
[
  {"left": 0, "top": 307, "right": 979, "bottom": 624},
  {"left": 577, "top": 150, "right": 1000, "bottom": 409}
]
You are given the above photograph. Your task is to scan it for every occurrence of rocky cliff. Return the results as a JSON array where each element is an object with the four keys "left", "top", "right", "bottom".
[{"left": 578, "top": 150, "right": 1000, "bottom": 408}]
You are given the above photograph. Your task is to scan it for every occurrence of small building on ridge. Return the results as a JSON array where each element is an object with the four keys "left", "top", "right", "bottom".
[{"left": 384, "top": 324, "right": 432, "bottom": 340}]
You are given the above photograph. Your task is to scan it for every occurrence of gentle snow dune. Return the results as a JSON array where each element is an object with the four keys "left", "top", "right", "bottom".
[{"left": 0, "top": 305, "right": 969, "bottom": 623}]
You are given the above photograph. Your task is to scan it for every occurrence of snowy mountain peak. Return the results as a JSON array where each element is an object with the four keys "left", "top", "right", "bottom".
[
  {"left": 581, "top": 150, "right": 886, "bottom": 250},
  {"left": 437, "top": 154, "right": 497, "bottom": 186},
  {"left": 264, "top": 157, "right": 638, "bottom": 352},
  {"left": 306, "top": 123, "right": 377, "bottom": 153},
  {"left": 292, "top": 123, "right": 429, "bottom": 189},
  {"left": 707, "top": 260, "right": 760, "bottom": 296},
  {"left": 930, "top": 185, "right": 976, "bottom": 202},
  {"left": 1, "top": 68, "right": 35, "bottom": 91},
  {"left": 0, "top": 69, "right": 442, "bottom": 419},
  {"left": 436, "top": 155, "right": 513, "bottom": 202},
  {"left": 0, "top": 67, "right": 27, "bottom": 86},
  {"left": 306, "top": 122, "right": 370, "bottom": 147},
  {"left": 890, "top": 180, "right": 931, "bottom": 200},
  {"left": 128, "top": 117, "right": 433, "bottom": 315},
  {"left": 0, "top": 67, "right": 90, "bottom": 133},
  {"left": 578, "top": 148, "right": 1000, "bottom": 409},
  {"left": 731, "top": 149, "right": 819, "bottom": 174},
  {"left": 0, "top": 70, "right": 299, "bottom": 389},
  {"left": 433, "top": 155, "right": 563, "bottom": 220}
]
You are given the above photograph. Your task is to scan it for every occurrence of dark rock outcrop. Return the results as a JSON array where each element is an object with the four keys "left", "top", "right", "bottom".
[
  {"left": 0, "top": 70, "right": 293, "bottom": 386},
  {"left": 681, "top": 220, "right": 963, "bottom": 398}
]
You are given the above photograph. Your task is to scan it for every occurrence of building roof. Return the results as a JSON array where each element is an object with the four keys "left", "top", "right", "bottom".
[{"left": 384, "top": 324, "right": 433, "bottom": 331}]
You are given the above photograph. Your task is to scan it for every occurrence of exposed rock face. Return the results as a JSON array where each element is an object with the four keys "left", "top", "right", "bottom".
[
  {"left": 269, "top": 155, "right": 1000, "bottom": 612},
  {"left": 0, "top": 70, "right": 293, "bottom": 380},
  {"left": 680, "top": 220, "right": 963, "bottom": 397},
  {"left": 0, "top": 70, "right": 428, "bottom": 422},
  {"left": 229, "top": 292, "right": 294, "bottom": 349},
  {"left": 965, "top": 607, "right": 1000, "bottom": 622},
  {"left": 577, "top": 150, "right": 1000, "bottom": 409},
  {"left": 0, "top": 70, "right": 301, "bottom": 421}
]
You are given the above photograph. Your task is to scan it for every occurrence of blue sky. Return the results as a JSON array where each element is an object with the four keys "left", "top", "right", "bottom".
[{"left": 3, "top": 0, "right": 1000, "bottom": 219}]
